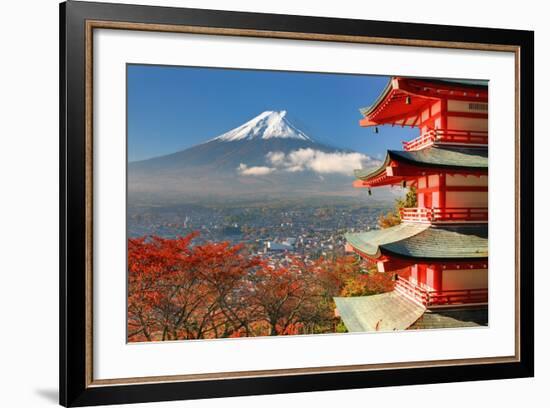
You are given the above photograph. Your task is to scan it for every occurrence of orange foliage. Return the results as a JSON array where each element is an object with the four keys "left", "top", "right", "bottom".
[
  {"left": 128, "top": 233, "right": 394, "bottom": 342},
  {"left": 128, "top": 232, "right": 261, "bottom": 341}
]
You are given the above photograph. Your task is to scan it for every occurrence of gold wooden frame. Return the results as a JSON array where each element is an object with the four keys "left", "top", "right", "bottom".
[{"left": 84, "top": 20, "right": 522, "bottom": 388}]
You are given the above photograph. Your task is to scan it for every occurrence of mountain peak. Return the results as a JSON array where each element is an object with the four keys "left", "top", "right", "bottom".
[{"left": 213, "top": 110, "right": 313, "bottom": 142}]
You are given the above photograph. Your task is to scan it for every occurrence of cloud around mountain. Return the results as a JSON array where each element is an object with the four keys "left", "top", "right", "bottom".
[
  {"left": 237, "top": 163, "right": 275, "bottom": 176},
  {"left": 238, "top": 148, "right": 380, "bottom": 177}
]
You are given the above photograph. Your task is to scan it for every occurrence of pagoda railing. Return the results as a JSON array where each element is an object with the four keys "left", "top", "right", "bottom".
[
  {"left": 403, "top": 129, "right": 488, "bottom": 151},
  {"left": 395, "top": 276, "right": 488, "bottom": 307},
  {"left": 400, "top": 207, "right": 488, "bottom": 223}
]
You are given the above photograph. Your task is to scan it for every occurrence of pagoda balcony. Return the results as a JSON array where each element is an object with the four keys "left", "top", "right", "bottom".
[
  {"left": 403, "top": 129, "right": 488, "bottom": 151},
  {"left": 400, "top": 207, "right": 488, "bottom": 223},
  {"left": 395, "top": 276, "right": 488, "bottom": 307}
]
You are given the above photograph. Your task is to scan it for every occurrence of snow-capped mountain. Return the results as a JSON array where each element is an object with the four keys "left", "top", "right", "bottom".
[
  {"left": 213, "top": 110, "right": 312, "bottom": 142},
  {"left": 128, "top": 111, "right": 384, "bottom": 203}
]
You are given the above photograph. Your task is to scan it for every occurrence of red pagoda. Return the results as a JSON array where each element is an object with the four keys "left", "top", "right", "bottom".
[{"left": 335, "top": 77, "right": 489, "bottom": 332}]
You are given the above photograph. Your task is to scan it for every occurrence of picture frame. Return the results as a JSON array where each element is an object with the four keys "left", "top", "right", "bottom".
[{"left": 59, "top": 0, "right": 534, "bottom": 406}]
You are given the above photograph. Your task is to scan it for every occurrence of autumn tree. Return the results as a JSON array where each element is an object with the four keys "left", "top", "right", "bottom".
[
  {"left": 316, "top": 255, "right": 394, "bottom": 297},
  {"left": 128, "top": 233, "right": 395, "bottom": 342},
  {"left": 127, "top": 233, "right": 262, "bottom": 342},
  {"left": 189, "top": 241, "right": 263, "bottom": 338},
  {"left": 248, "top": 257, "right": 338, "bottom": 336}
]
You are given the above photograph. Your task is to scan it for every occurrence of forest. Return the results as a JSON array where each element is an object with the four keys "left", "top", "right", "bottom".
[{"left": 127, "top": 232, "right": 394, "bottom": 342}]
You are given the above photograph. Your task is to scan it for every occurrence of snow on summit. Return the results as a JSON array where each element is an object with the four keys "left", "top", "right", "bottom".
[{"left": 213, "top": 111, "right": 312, "bottom": 142}]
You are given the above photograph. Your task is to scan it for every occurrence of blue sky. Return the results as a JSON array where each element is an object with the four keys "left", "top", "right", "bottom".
[{"left": 127, "top": 64, "right": 417, "bottom": 162}]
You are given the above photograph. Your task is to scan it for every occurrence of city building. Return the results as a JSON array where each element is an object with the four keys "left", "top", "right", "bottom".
[
  {"left": 335, "top": 77, "right": 489, "bottom": 332},
  {"left": 265, "top": 241, "right": 294, "bottom": 252}
]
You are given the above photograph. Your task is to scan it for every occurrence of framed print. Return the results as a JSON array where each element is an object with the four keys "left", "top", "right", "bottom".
[{"left": 59, "top": 0, "right": 534, "bottom": 406}]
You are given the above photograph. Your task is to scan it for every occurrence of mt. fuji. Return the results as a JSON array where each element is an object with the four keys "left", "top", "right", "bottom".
[
  {"left": 213, "top": 110, "right": 311, "bottom": 142},
  {"left": 128, "top": 111, "right": 384, "bottom": 203}
]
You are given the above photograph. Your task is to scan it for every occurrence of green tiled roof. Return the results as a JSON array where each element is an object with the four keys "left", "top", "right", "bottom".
[
  {"left": 334, "top": 292, "right": 425, "bottom": 332},
  {"left": 345, "top": 224, "right": 488, "bottom": 260},
  {"left": 391, "top": 147, "right": 488, "bottom": 168},
  {"left": 335, "top": 294, "right": 487, "bottom": 333},
  {"left": 408, "top": 306, "right": 488, "bottom": 330},
  {"left": 359, "top": 79, "right": 392, "bottom": 117},
  {"left": 346, "top": 223, "right": 429, "bottom": 257},
  {"left": 413, "top": 77, "right": 488, "bottom": 89},
  {"left": 354, "top": 166, "right": 384, "bottom": 181},
  {"left": 354, "top": 146, "right": 488, "bottom": 181},
  {"left": 359, "top": 107, "right": 371, "bottom": 117}
]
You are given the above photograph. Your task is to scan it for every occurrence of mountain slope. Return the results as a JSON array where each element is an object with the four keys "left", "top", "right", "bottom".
[
  {"left": 130, "top": 137, "right": 325, "bottom": 171},
  {"left": 128, "top": 111, "right": 387, "bottom": 203}
]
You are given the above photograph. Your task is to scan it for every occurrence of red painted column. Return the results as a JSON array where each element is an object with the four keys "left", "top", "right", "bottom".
[
  {"left": 439, "top": 173, "right": 446, "bottom": 210},
  {"left": 410, "top": 264, "right": 418, "bottom": 284},
  {"left": 441, "top": 99, "right": 448, "bottom": 130},
  {"left": 418, "top": 264, "right": 427, "bottom": 286},
  {"left": 432, "top": 265, "right": 443, "bottom": 291}
]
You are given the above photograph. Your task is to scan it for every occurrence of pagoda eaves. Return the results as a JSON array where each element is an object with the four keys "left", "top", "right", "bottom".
[
  {"left": 354, "top": 146, "right": 488, "bottom": 188},
  {"left": 359, "top": 77, "right": 489, "bottom": 129}
]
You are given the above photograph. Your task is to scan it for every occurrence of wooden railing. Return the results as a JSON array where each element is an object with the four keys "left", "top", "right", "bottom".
[
  {"left": 400, "top": 207, "right": 488, "bottom": 223},
  {"left": 395, "top": 276, "right": 488, "bottom": 307},
  {"left": 394, "top": 275, "right": 429, "bottom": 304},
  {"left": 403, "top": 129, "right": 488, "bottom": 151}
]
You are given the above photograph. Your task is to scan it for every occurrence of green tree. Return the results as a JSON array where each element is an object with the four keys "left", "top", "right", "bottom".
[{"left": 378, "top": 186, "right": 417, "bottom": 229}]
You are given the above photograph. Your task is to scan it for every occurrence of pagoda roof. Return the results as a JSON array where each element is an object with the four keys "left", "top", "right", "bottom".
[
  {"left": 422, "top": 78, "right": 489, "bottom": 89},
  {"left": 335, "top": 294, "right": 487, "bottom": 332},
  {"left": 345, "top": 223, "right": 488, "bottom": 261},
  {"left": 334, "top": 291, "right": 425, "bottom": 332},
  {"left": 408, "top": 306, "right": 488, "bottom": 330},
  {"left": 359, "top": 77, "right": 488, "bottom": 127},
  {"left": 359, "top": 79, "right": 393, "bottom": 118},
  {"left": 354, "top": 146, "right": 488, "bottom": 185}
]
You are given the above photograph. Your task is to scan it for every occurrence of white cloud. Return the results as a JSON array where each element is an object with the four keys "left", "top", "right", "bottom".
[
  {"left": 237, "top": 149, "right": 380, "bottom": 177},
  {"left": 266, "top": 151, "right": 285, "bottom": 166},
  {"left": 237, "top": 163, "right": 275, "bottom": 176},
  {"left": 265, "top": 148, "right": 380, "bottom": 176}
]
